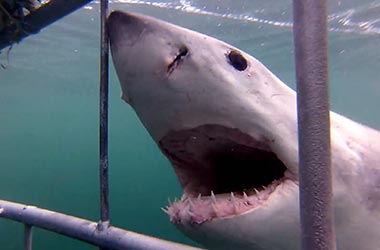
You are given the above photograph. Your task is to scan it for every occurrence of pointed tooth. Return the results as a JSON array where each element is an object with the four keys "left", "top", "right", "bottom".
[
  {"left": 197, "top": 193, "right": 202, "bottom": 201},
  {"left": 174, "top": 197, "right": 178, "bottom": 202},
  {"left": 231, "top": 192, "right": 238, "bottom": 213},
  {"left": 161, "top": 207, "right": 169, "bottom": 214},
  {"left": 211, "top": 191, "right": 217, "bottom": 204},
  {"left": 187, "top": 209, "right": 196, "bottom": 217},
  {"left": 211, "top": 203, "right": 218, "bottom": 215},
  {"left": 243, "top": 191, "right": 250, "bottom": 205},
  {"left": 187, "top": 198, "right": 195, "bottom": 209},
  {"left": 254, "top": 189, "right": 261, "bottom": 200},
  {"left": 181, "top": 194, "right": 186, "bottom": 201},
  {"left": 168, "top": 198, "right": 172, "bottom": 206},
  {"left": 243, "top": 191, "right": 249, "bottom": 200},
  {"left": 230, "top": 192, "right": 236, "bottom": 203}
]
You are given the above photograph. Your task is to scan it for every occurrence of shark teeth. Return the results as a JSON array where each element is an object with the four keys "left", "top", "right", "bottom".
[
  {"left": 210, "top": 191, "right": 217, "bottom": 204},
  {"left": 161, "top": 207, "right": 169, "bottom": 214},
  {"left": 211, "top": 203, "right": 218, "bottom": 215},
  {"left": 164, "top": 178, "right": 285, "bottom": 224},
  {"left": 187, "top": 210, "right": 196, "bottom": 217},
  {"left": 243, "top": 191, "right": 250, "bottom": 205},
  {"left": 187, "top": 198, "right": 195, "bottom": 209},
  {"left": 230, "top": 192, "right": 238, "bottom": 213},
  {"left": 197, "top": 193, "right": 202, "bottom": 201}
]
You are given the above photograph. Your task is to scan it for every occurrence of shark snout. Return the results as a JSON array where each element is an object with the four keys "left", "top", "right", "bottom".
[{"left": 107, "top": 11, "right": 152, "bottom": 48}]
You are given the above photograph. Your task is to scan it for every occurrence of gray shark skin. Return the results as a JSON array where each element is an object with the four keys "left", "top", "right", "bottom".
[{"left": 108, "top": 10, "right": 380, "bottom": 250}]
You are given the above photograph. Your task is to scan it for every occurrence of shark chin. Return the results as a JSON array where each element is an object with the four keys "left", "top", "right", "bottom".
[{"left": 108, "top": 10, "right": 380, "bottom": 250}]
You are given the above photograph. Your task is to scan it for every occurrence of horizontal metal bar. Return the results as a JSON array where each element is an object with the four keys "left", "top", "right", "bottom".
[
  {"left": 0, "top": 0, "right": 93, "bottom": 51},
  {"left": 0, "top": 200, "right": 203, "bottom": 250}
]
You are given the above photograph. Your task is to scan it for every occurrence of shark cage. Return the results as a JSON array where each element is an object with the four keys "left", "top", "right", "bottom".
[{"left": 0, "top": 0, "right": 335, "bottom": 249}]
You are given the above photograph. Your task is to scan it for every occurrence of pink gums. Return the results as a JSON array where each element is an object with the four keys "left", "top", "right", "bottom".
[{"left": 166, "top": 179, "right": 283, "bottom": 224}]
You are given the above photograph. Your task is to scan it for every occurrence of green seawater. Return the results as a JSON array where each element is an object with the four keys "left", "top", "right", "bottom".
[{"left": 1, "top": 1, "right": 380, "bottom": 249}]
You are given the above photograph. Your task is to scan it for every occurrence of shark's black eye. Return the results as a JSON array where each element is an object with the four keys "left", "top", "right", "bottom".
[{"left": 228, "top": 50, "right": 248, "bottom": 71}]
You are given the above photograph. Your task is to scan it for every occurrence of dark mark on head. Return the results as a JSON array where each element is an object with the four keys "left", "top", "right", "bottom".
[{"left": 167, "top": 45, "right": 189, "bottom": 74}]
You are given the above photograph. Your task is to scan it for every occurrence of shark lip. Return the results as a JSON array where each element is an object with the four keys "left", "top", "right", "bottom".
[{"left": 159, "top": 124, "right": 292, "bottom": 224}]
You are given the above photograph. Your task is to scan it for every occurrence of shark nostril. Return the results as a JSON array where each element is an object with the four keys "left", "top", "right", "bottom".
[{"left": 178, "top": 45, "right": 188, "bottom": 56}]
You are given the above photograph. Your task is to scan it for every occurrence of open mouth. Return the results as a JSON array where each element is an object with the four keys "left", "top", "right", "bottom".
[{"left": 159, "top": 124, "right": 294, "bottom": 224}]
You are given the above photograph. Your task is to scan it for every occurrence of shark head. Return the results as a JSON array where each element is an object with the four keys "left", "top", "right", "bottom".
[{"left": 108, "top": 10, "right": 302, "bottom": 250}]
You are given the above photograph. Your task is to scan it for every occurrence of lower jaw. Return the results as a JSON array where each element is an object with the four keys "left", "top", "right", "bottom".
[{"left": 164, "top": 175, "right": 292, "bottom": 225}]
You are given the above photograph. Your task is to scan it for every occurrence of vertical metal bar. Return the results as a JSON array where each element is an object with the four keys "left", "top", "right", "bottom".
[
  {"left": 99, "top": 0, "right": 110, "bottom": 228},
  {"left": 24, "top": 224, "right": 33, "bottom": 250},
  {"left": 293, "top": 0, "right": 336, "bottom": 250}
]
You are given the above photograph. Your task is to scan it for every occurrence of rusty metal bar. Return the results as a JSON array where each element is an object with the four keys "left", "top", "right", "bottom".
[
  {"left": 99, "top": 0, "right": 110, "bottom": 229},
  {"left": 292, "top": 0, "right": 336, "bottom": 249},
  {"left": 0, "top": 0, "right": 93, "bottom": 51},
  {"left": 0, "top": 200, "right": 204, "bottom": 250},
  {"left": 24, "top": 224, "right": 33, "bottom": 250}
]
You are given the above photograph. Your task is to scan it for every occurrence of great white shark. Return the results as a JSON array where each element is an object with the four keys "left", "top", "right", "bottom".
[{"left": 107, "top": 10, "right": 380, "bottom": 250}]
